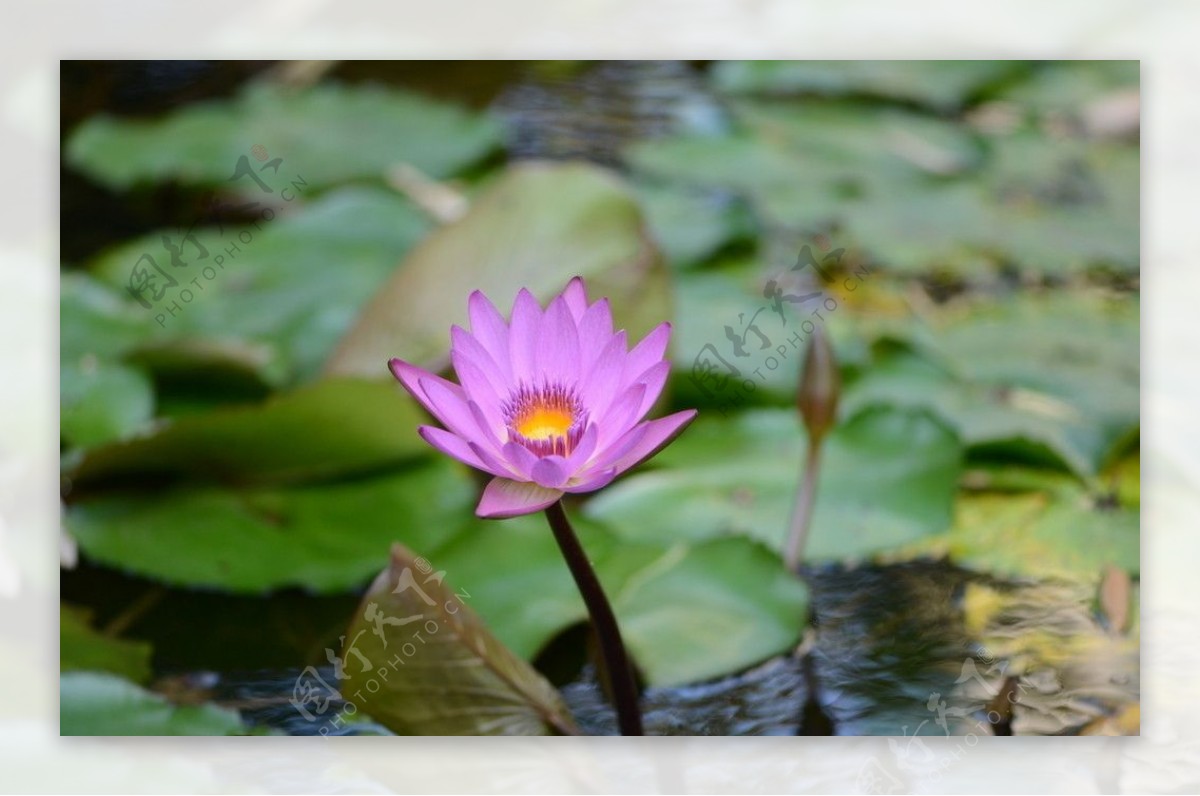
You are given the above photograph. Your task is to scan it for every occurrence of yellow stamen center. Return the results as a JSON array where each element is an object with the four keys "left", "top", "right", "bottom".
[{"left": 516, "top": 406, "right": 574, "bottom": 441}]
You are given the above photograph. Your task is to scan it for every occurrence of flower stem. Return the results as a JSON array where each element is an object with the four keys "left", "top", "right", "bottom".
[
  {"left": 544, "top": 500, "right": 643, "bottom": 736},
  {"left": 784, "top": 436, "right": 824, "bottom": 571}
]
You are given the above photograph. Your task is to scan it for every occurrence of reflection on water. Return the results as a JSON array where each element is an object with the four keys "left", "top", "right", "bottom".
[{"left": 200, "top": 559, "right": 1137, "bottom": 736}]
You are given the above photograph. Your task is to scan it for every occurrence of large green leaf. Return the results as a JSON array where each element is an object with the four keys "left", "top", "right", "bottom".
[
  {"left": 943, "top": 482, "right": 1139, "bottom": 581},
  {"left": 585, "top": 407, "right": 962, "bottom": 563},
  {"left": 66, "top": 459, "right": 474, "bottom": 593},
  {"left": 713, "top": 60, "right": 1026, "bottom": 111},
  {"left": 60, "top": 360, "right": 155, "bottom": 449},
  {"left": 844, "top": 292, "right": 1139, "bottom": 478},
  {"left": 61, "top": 272, "right": 156, "bottom": 363},
  {"left": 61, "top": 671, "right": 245, "bottom": 736},
  {"left": 85, "top": 187, "right": 432, "bottom": 384},
  {"left": 340, "top": 545, "right": 578, "bottom": 735},
  {"left": 66, "top": 81, "right": 501, "bottom": 190},
  {"left": 1000, "top": 60, "right": 1138, "bottom": 115},
  {"left": 611, "top": 537, "right": 807, "bottom": 687},
  {"left": 326, "top": 161, "right": 670, "bottom": 377},
  {"left": 633, "top": 182, "right": 751, "bottom": 269},
  {"left": 434, "top": 513, "right": 808, "bottom": 687},
  {"left": 628, "top": 100, "right": 984, "bottom": 234},
  {"left": 60, "top": 606, "right": 152, "bottom": 684},
  {"left": 68, "top": 378, "right": 429, "bottom": 489}
]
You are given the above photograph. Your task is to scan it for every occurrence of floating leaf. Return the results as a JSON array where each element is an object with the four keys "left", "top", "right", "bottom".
[
  {"left": 61, "top": 671, "right": 245, "bottom": 736},
  {"left": 612, "top": 537, "right": 807, "bottom": 687},
  {"left": 713, "top": 60, "right": 1026, "bottom": 111},
  {"left": 86, "top": 187, "right": 432, "bottom": 384},
  {"left": 67, "top": 459, "right": 474, "bottom": 593},
  {"left": 1000, "top": 61, "right": 1138, "bottom": 116},
  {"left": 326, "top": 162, "right": 669, "bottom": 377},
  {"left": 585, "top": 406, "right": 962, "bottom": 564},
  {"left": 633, "top": 182, "right": 750, "bottom": 268},
  {"left": 341, "top": 544, "right": 578, "bottom": 735},
  {"left": 435, "top": 513, "right": 808, "bottom": 687},
  {"left": 629, "top": 100, "right": 984, "bottom": 234},
  {"left": 66, "top": 81, "right": 502, "bottom": 190},
  {"left": 61, "top": 360, "right": 154, "bottom": 449},
  {"left": 844, "top": 293, "right": 1139, "bottom": 477},
  {"left": 69, "top": 378, "right": 430, "bottom": 490},
  {"left": 60, "top": 605, "right": 152, "bottom": 684},
  {"left": 944, "top": 482, "right": 1138, "bottom": 581}
]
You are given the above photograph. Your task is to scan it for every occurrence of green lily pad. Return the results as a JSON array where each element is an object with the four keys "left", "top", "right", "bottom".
[
  {"left": 326, "top": 161, "right": 670, "bottom": 377},
  {"left": 943, "top": 483, "right": 1138, "bottom": 581},
  {"left": 713, "top": 60, "right": 1026, "bottom": 111},
  {"left": 629, "top": 100, "right": 984, "bottom": 235},
  {"left": 612, "top": 536, "right": 807, "bottom": 687},
  {"left": 61, "top": 671, "right": 245, "bottom": 736},
  {"left": 633, "top": 181, "right": 751, "bottom": 268},
  {"left": 66, "top": 458, "right": 475, "bottom": 593},
  {"left": 434, "top": 511, "right": 807, "bottom": 687},
  {"left": 585, "top": 406, "right": 962, "bottom": 564},
  {"left": 68, "top": 377, "right": 430, "bottom": 490},
  {"left": 844, "top": 292, "right": 1139, "bottom": 478},
  {"left": 1000, "top": 60, "right": 1138, "bottom": 115},
  {"left": 61, "top": 272, "right": 157, "bottom": 363},
  {"left": 85, "top": 187, "right": 432, "bottom": 385},
  {"left": 66, "top": 81, "right": 501, "bottom": 190},
  {"left": 60, "top": 605, "right": 153, "bottom": 684},
  {"left": 61, "top": 360, "right": 155, "bottom": 449},
  {"left": 340, "top": 544, "right": 578, "bottom": 735}
]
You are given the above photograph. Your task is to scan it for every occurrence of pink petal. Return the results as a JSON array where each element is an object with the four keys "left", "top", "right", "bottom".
[
  {"left": 477, "top": 477, "right": 563, "bottom": 519},
  {"left": 577, "top": 298, "right": 614, "bottom": 368},
  {"left": 600, "top": 410, "right": 698, "bottom": 474},
  {"left": 390, "top": 358, "right": 466, "bottom": 417},
  {"left": 632, "top": 360, "right": 671, "bottom": 417},
  {"left": 418, "top": 426, "right": 498, "bottom": 475},
  {"left": 451, "top": 350, "right": 505, "bottom": 430},
  {"left": 531, "top": 455, "right": 570, "bottom": 489},
  {"left": 467, "top": 399, "right": 507, "bottom": 450},
  {"left": 597, "top": 382, "right": 647, "bottom": 447},
  {"left": 622, "top": 322, "right": 671, "bottom": 388},
  {"left": 536, "top": 296, "right": 581, "bottom": 384},
  {"left": 469, "top": 441, "right": 520, "bottom": 478},
  {"left": 565, "top": 423, "right": 599, "bottom": 471},
  {"left": 564, "top": 467, "right": 618, "bottom": 494},
  {"left": 580, "top": 330, "right": 627, "bottom": 418},
  {"left": 418, "top": 376, "right": 480, "bottom": 440},
  {"left": 508, "top": 289, "right": 542, "bottom": 384},
  {"left": 502, "top": 441, "right": 539, "bottom": 479},
  {"left": 561, "top": 276, "right": 589, "bottom": 321},
  {"left": 451, "top": 326, "right": 510, "bottom": 396},
  {"left": 468, "top": 291, "right": 511, "bottom": 376}
]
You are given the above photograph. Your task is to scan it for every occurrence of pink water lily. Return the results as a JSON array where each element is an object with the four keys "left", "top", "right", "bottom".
[{"left": 389, "top": 277, "right": 697, "bottom": 519}]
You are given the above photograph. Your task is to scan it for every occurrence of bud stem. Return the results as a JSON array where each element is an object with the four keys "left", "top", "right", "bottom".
[{"left": 784, "top": 435, "right": 825, "bottom": 571}]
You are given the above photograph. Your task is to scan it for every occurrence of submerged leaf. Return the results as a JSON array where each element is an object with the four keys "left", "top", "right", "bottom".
[{"left": 341, "top": 544, "right": 578, "bottom": 735}]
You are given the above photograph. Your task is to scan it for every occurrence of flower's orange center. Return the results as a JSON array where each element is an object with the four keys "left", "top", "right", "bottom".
[
  {"left": 515, "top": 405, "right": 574, "bottom": 441},
  {"left": 504, "top": 382, "right": 585, "bottom": 457}
]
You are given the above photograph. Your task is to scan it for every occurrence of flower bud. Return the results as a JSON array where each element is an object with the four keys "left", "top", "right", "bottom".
[{"left": 797, "top": 324, "right": 840, "bottom": 442}]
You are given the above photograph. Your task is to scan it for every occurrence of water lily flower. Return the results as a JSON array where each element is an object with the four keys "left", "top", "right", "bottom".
[{"left": 389, "top": 277, "right": 697, "bottom": 519}]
